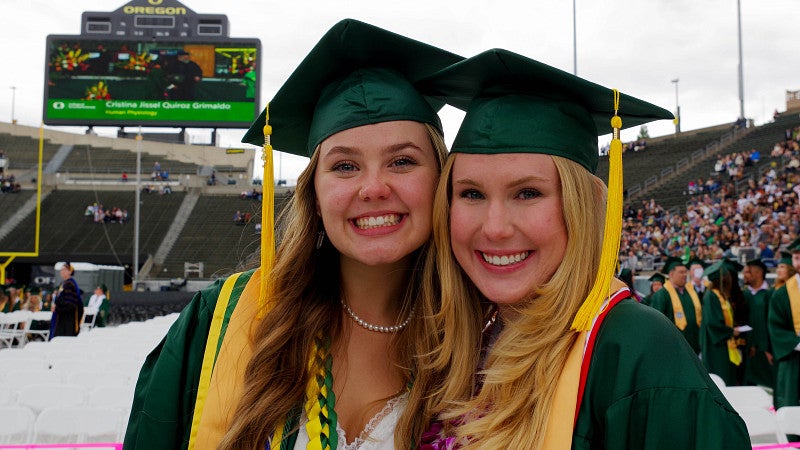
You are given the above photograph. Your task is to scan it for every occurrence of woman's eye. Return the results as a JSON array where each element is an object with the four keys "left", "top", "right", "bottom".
[
  {"left": 458, "top": 189, "right": 484, "bottom": 200},
  {"left": 332, "top": 161, "right": 357, "bottom": 172},
  {"left": 517, "top": 188, "right": 541, "bottom": 200},
  {"left": 390, "top": 156, "right": 417, "bottom": 168}
]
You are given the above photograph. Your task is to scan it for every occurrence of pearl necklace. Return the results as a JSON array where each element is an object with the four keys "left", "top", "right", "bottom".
[{"left": 340, "top": 299, "right": 415, "bottom": 333}]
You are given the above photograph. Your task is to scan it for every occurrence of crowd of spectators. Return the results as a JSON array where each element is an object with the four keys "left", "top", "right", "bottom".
[
  {"left": 1, "top": 173, "right": 21, "bottom": 193},
  {"left": 84, "top": 202, "right": 129, "bottom": 223},
  {"left": 150, "top": 161, "right": 170, "bottom": 181},
  {"left": 233, "top": 210, "right": 252, "bottom": 225},
  {"left": 240, "top": 189, "right": 262, "bottom": 201},
  {"left": 621, "top": 131, "right": 800, "bottom": 272},
  {"left": 142, "top": 184, "right": 172, "bottom": 195}
]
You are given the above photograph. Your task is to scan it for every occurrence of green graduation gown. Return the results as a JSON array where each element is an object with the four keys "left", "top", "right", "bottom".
[
  {"left": 767, "top": 282, "right": 800, "bottom": 408},
  {"left": 648, "top": 285, "right": 701, "bottom": 354},
  {"left": 573, "top": 299, "right": 750, "bottom": 449},
  {"left": 95, "top": 297, "right": 110, "bottom": 327},
  {"left": 744, "top": 285, "right": 776, "bottom": 388},
  {"left": 699, "top": 290, "right": 738, "bottom": 386},
  {"left": 124, "top": 270, "right": 254, "bottom": 450}
]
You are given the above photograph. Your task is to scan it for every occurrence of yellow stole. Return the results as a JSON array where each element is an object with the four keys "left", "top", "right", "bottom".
[
  {"left": 787, "top": 276, "right": 800, "bottom": 335},
  {"left": 542, "top": 330, "right": 587, "bottom": 450},
  {"left": 190, "top": 269, "right": 263, "bottom": 449},
  {"left": 663, "top": 281, "right": 701, "bottom": 330},
  {"left": 712, "top": 288, "right": 742, "bottom": 367},
  {"left": 541, "top": 279, "right": 626, "bottom": 449}
]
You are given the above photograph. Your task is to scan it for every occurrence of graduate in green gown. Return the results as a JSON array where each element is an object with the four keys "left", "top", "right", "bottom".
[
  {"left": 124, "top": 19, "right": 462, "bottom": 450},
  {"left": 648, "top": 256, "right": 704, "bottom": 354},
  {"left": 415, "top": 49, "right": 749, "bottom": 449},
  {"left": 699, "top": 259, "right": 745, "bottom": 386},
  {"left": 743, "top": 258, "right": 776, "bottom": 388},
  {"left": 768, "top": 241, "right": 800, "bottom": 408},
  {"left": 641, "top": 272, "right": 665, "bottom": 306}
]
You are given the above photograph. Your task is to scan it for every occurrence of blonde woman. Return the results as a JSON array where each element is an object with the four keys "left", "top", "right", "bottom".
[
  {"left": 774, "top": 251, "right": 797, "bottom": 289},
  {"left": 416, "top": 49, "right": 750, "bottom": 449},
  {"left": 125, "top": 20, "right": 461, "bottom": 450}
]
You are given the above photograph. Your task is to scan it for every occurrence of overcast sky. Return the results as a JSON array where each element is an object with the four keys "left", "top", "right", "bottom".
[{"left": 1, "top": 0, "right": 798, "bottom": 182}]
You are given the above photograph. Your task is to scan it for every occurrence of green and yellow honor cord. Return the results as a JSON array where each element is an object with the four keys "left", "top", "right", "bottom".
[{"left": 270, "top": 336, "right": 338, "bottom": 450}]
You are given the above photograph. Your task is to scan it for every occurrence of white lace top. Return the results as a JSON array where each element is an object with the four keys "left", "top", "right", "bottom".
[{"left": 293, "top": 393, "right": 408, "bottom": 450}]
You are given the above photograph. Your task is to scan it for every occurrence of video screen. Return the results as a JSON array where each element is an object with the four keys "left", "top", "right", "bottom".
[{"left": 43, "top": 36, "right": 261, "bottom": 128}]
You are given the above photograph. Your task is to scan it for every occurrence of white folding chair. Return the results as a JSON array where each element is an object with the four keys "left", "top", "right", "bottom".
[
  {"left": 67, "top": 369, "right": 132, "bottom": 389},
  {"left": 25, "top": 311, "right": 53, "bottom": 342},
  {"left": 17, "top": 383, "right": 87, "bottom": 414},
  {"left": 34, "top": 405, "right": 127, "bottom": 443},
  {"left": 0, "top": 386, "right": 18, "bottom": 406},
  {"left": 739, "top": 408, "right": 788, "bottom": 444},
  {"left": 0, "top": 311, "right": 31, "bottom": 348},
  {"left": 0, "top": 348, "right": 50, "bottom": 370},
  {"left": 88, "top": 385, "right": 136, "bottom": 410},
  {"left": 81, "top": 306, "right": 99, "bottom": 332},
  {"left": 49, "top": 358, "right": 107, "bottom": 374},
  {"left": 0, "top": 405, "right": 35, "bottom": 444},
  {"left": 723, "top": 386, "right": 773, "bottom": 412},
  {"left": 2, "top": 368, "right": 62, "bottom": 389},
  {"left": 776, "top": 406, "right": 800, "bottom": 438},
  {"left": 708, "top": 373, "right": 726, "bottom": 391}
]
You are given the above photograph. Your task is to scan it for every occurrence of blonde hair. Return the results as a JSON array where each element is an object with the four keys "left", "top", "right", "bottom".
[
  {"left": 219, "top": 122, "right": 447, "bottom": 450},
  {"left": 423, "top": 154, "right": 607, "bottom": 450}
]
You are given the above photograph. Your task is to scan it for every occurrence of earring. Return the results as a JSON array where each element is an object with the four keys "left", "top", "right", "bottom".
[{"left": 316, "top": 230, "right": 325, "bottom": 249}]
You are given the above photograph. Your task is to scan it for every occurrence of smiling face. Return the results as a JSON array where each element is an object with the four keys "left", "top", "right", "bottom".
[
  {"left": 314, "top": 120, "right": 439, "bottom": 269},
  {"left": 449, "top": 153, "right": 568, "bottom": 307}
]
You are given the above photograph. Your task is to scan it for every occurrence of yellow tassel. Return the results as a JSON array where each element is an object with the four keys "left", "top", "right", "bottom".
[
  {"left": 571, "top": 89, "right": 624, "bottom": 331},
  {"left": 259, "top": 104, "right": 276, "bottom": 319}
]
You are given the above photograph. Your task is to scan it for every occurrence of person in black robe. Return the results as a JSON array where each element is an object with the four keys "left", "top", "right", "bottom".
[{"left": 50, "top": 262, "right": 84, "bottom": 339}]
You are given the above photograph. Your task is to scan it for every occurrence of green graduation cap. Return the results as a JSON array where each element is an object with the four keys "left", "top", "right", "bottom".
[
  {"left": 241, "top": 18, "right": 463, "bottom": 156},
  {"left": 779, "top": 251, "right": 793, "bottom": 266},
  {"left": 416, "top": 48, "right": 673, "bottom": 172},
  {"left": 703, "top": 258, "right": 743, "bottom": 281},
  {"left": 663, "top": 256, "right": 687, "bottom": 274},
  {"left": 687, "top": 258, "right": 708, "bottom": 269},
  {"left": 787, "top": 236, "right": 800, "bottom": 253},
  {"left": 745, "top": 258, "right": 768, "bottom": 273},
  {"left": 648, "top": 273, "right": 666, "bottom": 284}
]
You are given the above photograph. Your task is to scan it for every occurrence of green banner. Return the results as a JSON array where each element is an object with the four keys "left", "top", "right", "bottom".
[{"left": 46, "top": 99, "right": 255, "bottom": 123}]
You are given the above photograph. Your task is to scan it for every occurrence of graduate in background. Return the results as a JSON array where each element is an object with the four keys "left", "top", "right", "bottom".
[
  {"left": 768, "top": 238, "right": 800, "bottom": 408},
  {"left": 648, "top": 256, "right": 703, "bottom": 355},
  {"left": 416, "top": 49, "right": 749, "bottom": 449},
  {"left": 775, "top": 251, "right": 797, "bottom": 290},
  {"left": 86, "top": 284, "right": 110, "bottom": 328},
  {"left": 688, "top": 257, "right": 709, "bottom": 296},
  {"left": 699, "top": 259, "right": 745, "bottom": 386},
  {"left": 641, "top": 272, "right": 665, "bottom": 306},
  {"left": 743, "top": 258, "right": 776, "bottom": 388}
]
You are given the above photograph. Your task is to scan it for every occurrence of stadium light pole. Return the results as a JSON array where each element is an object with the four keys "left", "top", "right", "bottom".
[
  {"left": 737, "top": 0, "right": 745, "bottom": 121},
  {"left": 672, "top": 78, "right": 680, "bottom": 135},
  {"left": 9, "top": 86, "right": 16, "bottom": 124},
  {"left": 134, "top": 128, "right": 142, "bottom": 289},
  {"left": 572, "top": 0, "right": 577, "bottom": 75}
]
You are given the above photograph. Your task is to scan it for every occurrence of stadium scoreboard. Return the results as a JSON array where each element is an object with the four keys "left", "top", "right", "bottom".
[{"left": 43, "top": 0, "right": 261, "bottom": 128}]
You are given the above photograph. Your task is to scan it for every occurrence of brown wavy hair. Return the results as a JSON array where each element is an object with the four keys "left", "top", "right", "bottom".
[{"left": 218, "top": 123, "right": 447, "bottom": 450}]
